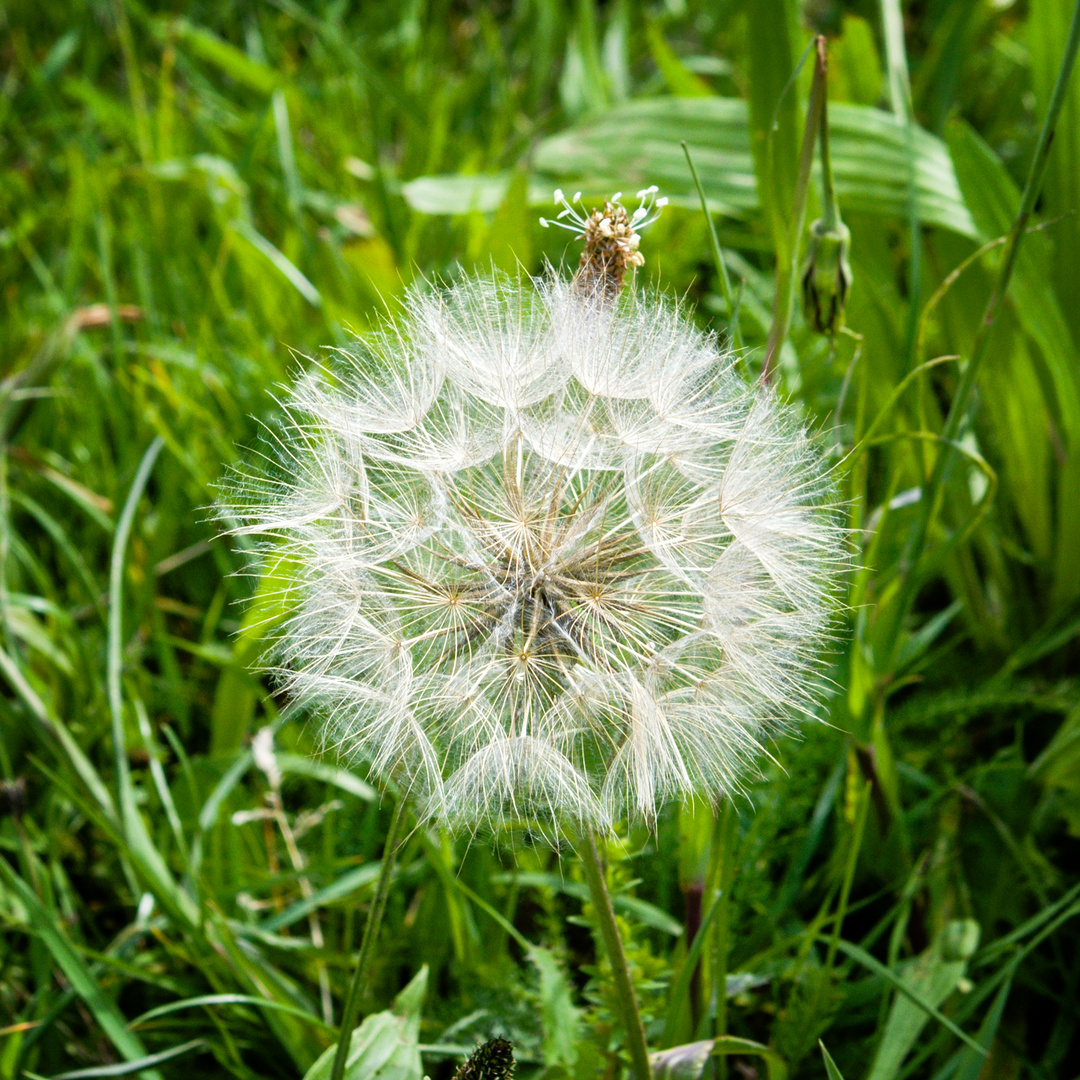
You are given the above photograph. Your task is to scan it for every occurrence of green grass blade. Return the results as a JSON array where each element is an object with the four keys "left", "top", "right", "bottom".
[
  {"left": 166, "top": 18, "right": 281, "bottom": 94},
  {"left": 819, "top": 1041, "right": 845, "bottom": 1080},
  {"left": 274, "top": 753, "right": 378, "bottom": 802},
  {"left": 33, "top": 1039, "right": 205, "bottom": 1080},
  {"left": 0, "top": 860, "right": 163, "bottom": 1080},
  {"left": 0, "top": 644, "right": 116, "bottom": 817},
  {"left": 128, "top": 993, "right": 333, "bottom": 1032},
  {"left": 106, "top": 436, "right": 198, "bottom": 927},
  {"left": 682, "top": 141, "right": 742, "bottom": 350},
  {"left": 260, "top": 863, "right": 382, "bottom": 934},
  {"left": 831, "top": 939, "right": 987, "bottom": 1057},
  {"left": 108, "top": 437, "right": 165, "bottom": 783},
  {"left": 662, "top": 879, "right": 726, "bottom": 1046}
]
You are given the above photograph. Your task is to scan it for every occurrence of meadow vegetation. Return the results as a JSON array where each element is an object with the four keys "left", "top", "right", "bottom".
[{"left": 2, "top": 2, "right": 1079, "bottom": 1078}]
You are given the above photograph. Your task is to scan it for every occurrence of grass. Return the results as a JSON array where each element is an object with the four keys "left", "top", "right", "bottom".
[{"left": 2, "top": 1, "right": 1079, "bottom": 1078}]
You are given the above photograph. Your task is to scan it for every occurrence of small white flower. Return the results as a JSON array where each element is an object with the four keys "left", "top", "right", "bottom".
[
  {"left": 225, "top": 274, "right": 842, "bottom": 836},
  {"left": 540, "top": 187, "right": 668, "bottom": 236}
]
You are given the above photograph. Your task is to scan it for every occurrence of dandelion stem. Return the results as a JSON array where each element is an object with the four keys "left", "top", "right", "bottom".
[
  {"left": 711, "top": 802, "right": 737, "bottom": 1080},
  {"left": 578, "top": 825, "right": 652, "bottom": 1080},
  {"left": 330, "top": 795, "right": 408, "bottom": 1080}
]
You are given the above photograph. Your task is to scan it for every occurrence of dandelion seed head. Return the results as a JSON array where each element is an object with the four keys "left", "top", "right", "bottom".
[{"left": 224, "top": 272, "right": 843, "bottom": 838}]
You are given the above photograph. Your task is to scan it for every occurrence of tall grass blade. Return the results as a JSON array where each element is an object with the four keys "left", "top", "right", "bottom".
[{"left": 0, "top": 861, "right": 163, "bottom": 1080}]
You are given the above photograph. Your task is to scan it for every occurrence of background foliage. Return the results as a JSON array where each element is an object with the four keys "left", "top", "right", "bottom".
[{"left": 2, "top": 1, "right": 1079, "bottom": 1078}]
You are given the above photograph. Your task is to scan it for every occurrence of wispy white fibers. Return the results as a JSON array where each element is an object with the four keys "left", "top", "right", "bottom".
[{"left": 223, "top": 273, "right": 843, "bottom": 836}]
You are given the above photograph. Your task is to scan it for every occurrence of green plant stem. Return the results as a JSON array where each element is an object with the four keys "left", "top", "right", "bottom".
[
  {"left": 330, "top": 796, "right": 408, "bottom": 1080},
  {"left": 825, "top": 779, "right": 870, "bottom": 974},
  {"left": 763, "top": 35, "right": 828, "bottom": 383},
  {"left": 681, "top": 141, "right": 743, "bottom": 351},
  {"left": 879, "top": 0, "right": 1080, "bottom": 667},
  {"left": 710, "top": 802, "right": 737, "bottom": 1080},
  {"left": 578, "top": 826, "right": 652, "bottom": 1080},
  {"left": 817, "top": 83, "right": 839, "bottom": 232}
]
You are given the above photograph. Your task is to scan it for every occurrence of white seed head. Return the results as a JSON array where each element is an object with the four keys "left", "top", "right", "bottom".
[{"left": 224, "top": 274, "right": 843, "bottom": 837}]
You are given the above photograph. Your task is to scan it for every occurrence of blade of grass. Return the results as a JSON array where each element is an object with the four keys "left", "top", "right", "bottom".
[
  {"left": 825, "top": 780, "right": 871, "bottom": 973},
  {"left": 820, "top": 1041, "right": 846, "bottom": 1080},
  {"left": 682, "top": 141, "right": 742, "bottom": 350},
  {"left": 29, "top": 1039, "right": 205, "bottom": 1080},
  {"left": 107, "top": 437, "right": 199, "bottom": 928},
  {"left": 0, "top": 645, "right": 116, "bottom": 816},
  {"left": 829, "top": 939, "right": 987, "bottom": 1057},
  {"left": 662, "top": 874, "right": 726, "bottom": 1046},
  {"left": 128, "top": 993, "right": 333, "bottom": 1032},
  {"left": 0, "top": 860, "right": 163, "bottom": 1080},
  {"left": 259, "top": 863, "right": 382, "bottom": 934}
]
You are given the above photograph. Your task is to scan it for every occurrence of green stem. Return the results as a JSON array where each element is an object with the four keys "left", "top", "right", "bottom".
[
  {"left": 762, "top": 36, "right": 828, "bottom": 383},
  {"left": 824, "top": 779, "right": 870, "bottom": 975},
  {"left": 578, "top": 826, "right": 652, "bottom": 1080},
  {"left": 330, "top": 796, "right": 408, "bottom": 1080},
  {"left": 710, "top": 802, "right": 737, "bottom": 1080},
  {"left": 817, "top": 85, "right": 839, "bottom": 232},
  {"left": 681, "top": 141, "right": 743, "bottom": 352},
  {"left": 879, "top": 0, "right": 1080, "bottom": 667}
]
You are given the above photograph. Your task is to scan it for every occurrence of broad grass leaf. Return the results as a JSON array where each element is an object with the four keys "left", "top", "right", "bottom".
[
  {"left": 829, "top": 16, "right": 883, "bottom": 106},
  {"left": 471, "top": 168, "right": 533, "bottom": 274},
  {"left": 866, "top": 920, "right": 982, "bottom": 1080},
  {"left": 304, "top": 966, "right": 428, "bottom": 1080},
  {"left": 745, "top": 0, "right": 801, "bottom": 263},
  {"left": 650, "top": 1037, "right": 788, "bottom": 1080},
  {"left": 402, "top": 100, "right": 975, "bottom": 240},
  {"left": 166, "top": 18, "right": 281, "bottom": 94},
  {"left": 402, "top": 172, "right": 553, "bottom": 215},
  {"left": 532, "top": 99, "right": 976, "bottom": 237},
  {"left": 645, "top": 21, "right": 713, "bottom": 97}
]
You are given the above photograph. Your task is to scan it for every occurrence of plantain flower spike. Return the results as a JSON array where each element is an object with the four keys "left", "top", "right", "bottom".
[
  {"left": 224, "top": 188, "right": 842, "bottom": 839},
  {"left": 541, "top": 187, "right": 667, "bottom": 301},
  {"left": 453, "top": 1038, "right": 515, "bottom": 1080}
]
